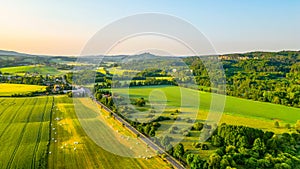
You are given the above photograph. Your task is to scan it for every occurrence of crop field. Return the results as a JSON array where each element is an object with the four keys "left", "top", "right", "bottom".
[
  {"left": 1, "top": 85, "right": 298, "bottom": 168},
  {"left": 108, "top": 67, "right": 139, "bottom": 75},
  {"left": 48, "top": 96, "right": 170, "bottom": 169},
  {"left": 0, "top": 65, "right": 61, "bottom": 75},
  {"left": 0, "top": 96, "right": 170, "bottom": 169},
  {"left": 96, "top": 67, "right": 107, "bottom": 74},
  {"left": 112, "top": 86, "right": 300, "bottom": 130},
  {"left": 0, "top": 97, "right": 52, "bottom": 168},
  {"left": 154, "top": 77, "right": 174, "bottom": 80},
  {"left": 0, "top": 84, "right": 47, "bottom": 96}
]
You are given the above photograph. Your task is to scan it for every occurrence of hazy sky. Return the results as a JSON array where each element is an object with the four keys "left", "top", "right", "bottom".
[{"left": 0, "top": 0, "right": 299, "bottom": 56}]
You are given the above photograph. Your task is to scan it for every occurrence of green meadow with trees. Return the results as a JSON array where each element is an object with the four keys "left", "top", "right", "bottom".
[{"left": 0, "top": 50, "right": 299, "bottom": 169}]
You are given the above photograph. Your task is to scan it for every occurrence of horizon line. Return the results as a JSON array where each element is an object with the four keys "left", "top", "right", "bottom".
[{"left": 1, "top": 48, "right": 300, "bottom": 57}]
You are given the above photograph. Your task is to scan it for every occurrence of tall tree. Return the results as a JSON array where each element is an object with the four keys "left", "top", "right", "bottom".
[{"left": 173, "top": 143, "right": 184, "bottom": 160}]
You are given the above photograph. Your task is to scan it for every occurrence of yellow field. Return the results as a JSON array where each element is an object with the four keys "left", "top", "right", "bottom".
[
  {"left": 96, "top": 67, "right": 107, "bottom": 74},
  {"left": 108, "top": 67, "right": 139, "bottom": 75},
  {"left": 0, "top": 84, "right": 47, "bottom": 96}
]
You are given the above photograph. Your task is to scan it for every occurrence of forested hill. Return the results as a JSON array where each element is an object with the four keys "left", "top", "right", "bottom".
[{"left": 185, "top": 51, "right": 300, "bottom": 108}]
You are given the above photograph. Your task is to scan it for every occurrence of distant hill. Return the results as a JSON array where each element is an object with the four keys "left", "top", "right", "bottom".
[
  {"left": 0, "top": 50, "right": 77, "bottom": 68},
  {"left": 1, "top": 49, "right": 299, "bottom": 59},
  {"left": 0, "top": 50, "right": 32, "bottom": 57},
  {"left": 0, "top": 49, "right": 78, "bottom": 58}
]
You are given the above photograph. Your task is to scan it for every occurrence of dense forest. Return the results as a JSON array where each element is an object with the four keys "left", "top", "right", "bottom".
[{"left": 186, "top": 123, "right": 300, "bottom": 169}]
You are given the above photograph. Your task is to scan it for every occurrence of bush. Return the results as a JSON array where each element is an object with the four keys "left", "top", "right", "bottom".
[
  {"left": 201, "top": 144, "right": 209, "bottom": 150},
  {"left": 192, "top": 122, "right": 204, "bottom": 131},
  {"left": 67, "top": 91, "right": 73, "bottom": 97},
  {"left": 135, "top": 98, "right": 146, "bottom": 107},
  {"left": 151, "top": 116, "right": 171, "bottom": 122},
  {"left": 174, "top": 109, "right": 180, "bottom": 114},
  {"left": 274, "top": 121, "right": 280, "bottom": 128},
  {"left": 192, "top": 142, "right": 201, "bottom": 148}
]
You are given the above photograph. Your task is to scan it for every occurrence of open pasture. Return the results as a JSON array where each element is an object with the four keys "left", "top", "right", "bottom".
[
  {"left": 112, "top": 85, "right": 300, "bottom": 158},
  {"left": 112, "top": 86, "right": 300, "bottom": 130}
]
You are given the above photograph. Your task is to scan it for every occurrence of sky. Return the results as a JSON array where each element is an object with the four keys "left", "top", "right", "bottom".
[{"left": 0, "top": 0, "right": 299, "bottom": 56}]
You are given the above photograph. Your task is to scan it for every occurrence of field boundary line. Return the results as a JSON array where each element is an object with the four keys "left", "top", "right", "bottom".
[
  {"left": 31, "top": 96, "right": 49, "bottom": 169},
  {"left": 45, "top": 96, "right": 54, "bottom": 169},
  {"left": 0, "top": 98, "right": 16, "bottom": 118}
]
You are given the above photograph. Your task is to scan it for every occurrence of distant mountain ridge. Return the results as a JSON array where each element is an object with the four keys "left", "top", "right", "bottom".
[
  {"left": 0, "top": 49, "right": 299, "bottom": 59},
  {"left": 0, "top": 50, "right": 32, "bottom": 56},
  {"left": 0, "top": 50, "right": 76, "bottom": 58}
]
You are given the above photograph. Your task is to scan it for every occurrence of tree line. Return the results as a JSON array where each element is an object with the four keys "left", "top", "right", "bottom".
[
  {"left": 184, "top": 51, "right": 300, "bottom": 107},
  {"left": 186, "top": 123, "right": 300, "bottom": 169}
]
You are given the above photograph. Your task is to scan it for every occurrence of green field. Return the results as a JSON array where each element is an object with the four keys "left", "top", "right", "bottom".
[
  {"left": 112, "top": 85, "right": 300, "bottom": 157},
  {"left": 0, "top": 65, "right": 61, "bottom": 75},
  {"left": 1, "top": 85, "right": 298, "bottom": 168},
  {"left": 113, "top": 86, "right": 300, "bottom": 130},
  {"left": 0, "top": 97, "right": 52, "bottom": 168},
  {"left": 0, "top": 84, "right": 47, "bottom": 96},
  {"left": 0, "top": 96, "right": 170, "bottom": 169}
]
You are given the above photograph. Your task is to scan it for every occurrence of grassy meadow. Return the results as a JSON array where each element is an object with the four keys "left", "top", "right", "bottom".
[
  {"left": 112, "top": 85, "right": 300, "bottom": 158},
  {"left": 112, "top": 86, "right": 300, "bottom": 131}
]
